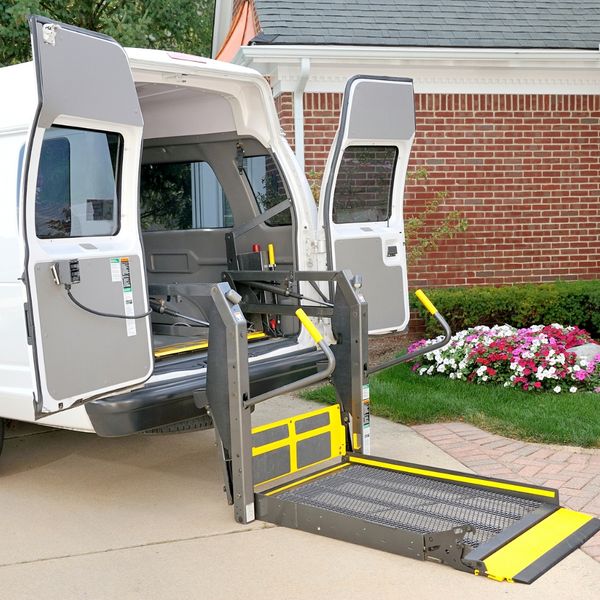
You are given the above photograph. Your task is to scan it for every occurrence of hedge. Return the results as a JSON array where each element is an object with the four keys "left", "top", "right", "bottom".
[{"left": 411, "top": 280, "right": 600, "bottom": 339}]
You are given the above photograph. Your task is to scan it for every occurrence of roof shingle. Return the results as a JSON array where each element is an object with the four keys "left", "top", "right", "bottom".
[{"left": 252, "top": 1, "right": 600, "bottom": 49}]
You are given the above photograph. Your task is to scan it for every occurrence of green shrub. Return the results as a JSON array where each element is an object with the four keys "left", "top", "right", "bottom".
[{"left": 411, "top": 280, "right": 600, "bottom": 339}]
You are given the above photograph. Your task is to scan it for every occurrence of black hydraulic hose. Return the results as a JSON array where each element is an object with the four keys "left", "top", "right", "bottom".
[
  {"left": 367, "top": 312, "right": 452, "bottom": 376},
  {"left": 148, "top": 298, "right": 210, "bottom": 327},
  {"left": 66, "top": 287, "right": 152, "bottom": 319}
]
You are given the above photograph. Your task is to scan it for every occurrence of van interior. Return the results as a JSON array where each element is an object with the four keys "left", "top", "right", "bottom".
[{"left": 136, "top": 82, "right": 300, "bottom": 363}]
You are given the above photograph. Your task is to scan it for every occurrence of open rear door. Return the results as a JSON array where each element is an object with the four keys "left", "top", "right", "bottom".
[
  {"left": 23, "top": 16, "right": 152, "bottom": 415},
  {"left": 318, "top": 76, "right": 415, "bottom": 334}
]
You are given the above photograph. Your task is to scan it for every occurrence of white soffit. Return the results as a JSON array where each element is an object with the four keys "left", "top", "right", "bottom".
[{"left": 236, "top": 45, "right": 600, "bottom": 96}]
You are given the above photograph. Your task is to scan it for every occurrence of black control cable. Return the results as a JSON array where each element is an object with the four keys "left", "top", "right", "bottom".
[{"left": 65, "top": 286, "right": 153, "bottom": 320}]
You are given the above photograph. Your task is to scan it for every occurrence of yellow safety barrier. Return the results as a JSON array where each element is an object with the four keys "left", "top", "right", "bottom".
[
  {"left": 348, "top": 455, "right": 556, "bottom": 499},
  {"left": 252, "top": 404, "right": 346, "bottom": 487},
  {"left": 483, "top": 508, "right": 595, "bottom": 582}
]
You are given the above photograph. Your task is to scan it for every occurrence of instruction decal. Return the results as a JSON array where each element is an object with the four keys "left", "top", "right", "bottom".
[
  {"left": 110, "top": 258, "right": 121, "bottom": 282},
  {"left": 362, "top": 384, "right": 371, "bottom": 454},
  {"left": 111, "top": 257, "right": 137, "bottom": 337}
]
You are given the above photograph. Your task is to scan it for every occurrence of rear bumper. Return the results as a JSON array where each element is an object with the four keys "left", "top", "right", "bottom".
[{"left": 85, "top": 348, "right": 325, "bottom": 437}]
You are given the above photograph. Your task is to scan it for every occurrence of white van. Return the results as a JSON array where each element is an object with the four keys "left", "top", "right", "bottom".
[{"left": 0, "top": 16, "right": 415, "bottom": 453}]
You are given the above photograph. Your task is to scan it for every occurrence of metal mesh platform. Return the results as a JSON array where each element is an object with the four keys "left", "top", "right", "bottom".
[{"left": 276, "top": 464, "right": 544, "bottom": 548}]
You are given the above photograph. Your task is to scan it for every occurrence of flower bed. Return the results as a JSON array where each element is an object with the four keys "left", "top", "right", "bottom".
[{"left": 409, "top": 324, "right": 600, "bottom": 393}]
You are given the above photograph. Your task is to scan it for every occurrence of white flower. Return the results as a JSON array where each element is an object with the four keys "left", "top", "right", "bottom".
[
  {"left": 553, "top": 385, "right": 561, "bottom": 393},
  {"left": 569, "top": 386, "right": 578, "bottom": 393}
]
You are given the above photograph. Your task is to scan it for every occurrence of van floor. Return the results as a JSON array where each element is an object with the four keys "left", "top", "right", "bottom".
[
  {"left": 151, "top": 331, "right": 294, "bottom": 364},
  {"left": 153, "top": 333, "right": 208, "bottom": 349}
]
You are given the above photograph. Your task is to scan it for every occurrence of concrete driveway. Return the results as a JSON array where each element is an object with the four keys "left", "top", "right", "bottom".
[{"left": 1, "top": 396, "right": 599, "bottom": 600}]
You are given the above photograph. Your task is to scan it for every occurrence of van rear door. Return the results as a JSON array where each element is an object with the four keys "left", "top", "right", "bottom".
[
  {"left": 318, "top": 76, "right": 415, "bottom": 334},
  {"left": 23, "top": 16, "right": 153, "bottom": 415}
]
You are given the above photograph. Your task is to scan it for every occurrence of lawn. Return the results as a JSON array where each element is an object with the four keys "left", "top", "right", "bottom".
[{"left": 302, "top": 363, "right": 600, "bottom": 448}]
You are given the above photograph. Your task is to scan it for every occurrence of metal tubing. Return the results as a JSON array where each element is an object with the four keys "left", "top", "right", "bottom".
[
  {"left": 367, "top": 312, "right": 452, "bottom": 376},
  {"left": 243, "top": 280, "right": 333, "bottom": 307},
  {"left": 245, "top": 339, "right": 335, "bottom": 407},
  {"left": 224, "top": 270, "right": 339, "bottom": 283}
]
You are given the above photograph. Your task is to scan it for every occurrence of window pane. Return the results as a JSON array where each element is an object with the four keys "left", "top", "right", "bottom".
[
  {"left": 332, "top": 146, "right": 397, "bottom": 224},
  {"left": 243, "top": 155, "right": 291, "bottom": 226},
  {"left": 140, "top": 162, "right": 233, "bottom": 231},
  {"left": 36, "top": 127, "right": 121, "bottom": 238}
]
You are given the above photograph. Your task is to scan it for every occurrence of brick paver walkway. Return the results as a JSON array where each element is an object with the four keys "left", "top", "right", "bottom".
[{"left": 412, "top": 422, "right": 600, "bottom": 561}]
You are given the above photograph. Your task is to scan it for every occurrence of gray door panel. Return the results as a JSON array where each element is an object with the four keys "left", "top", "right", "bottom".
[
  {"left": 34, "top": 256, "right": 152, "bottom": 401},
  {"left": 25, "top": 16, "right": 152, "bottom": 413},
  {"left": 32, "top": 17, "right": 142, "bottom": 129},
  {"left": 334, "top": 238, "right": 406, "bottom": 332},
  {"left": 346, "top": 80, "right": 415, "bottom": 141},
  {"left": 320, "top": 76, "right": 415, "bottom": 334}
]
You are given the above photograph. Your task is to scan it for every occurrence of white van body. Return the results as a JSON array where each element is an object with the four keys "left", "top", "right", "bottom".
[{"left": 0, "top": 18, "right": 415, "bottom": 441}]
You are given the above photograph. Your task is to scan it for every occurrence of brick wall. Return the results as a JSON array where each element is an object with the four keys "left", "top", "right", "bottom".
[{"left": 280, "top": 91, "right": 600, "bottom": 289}]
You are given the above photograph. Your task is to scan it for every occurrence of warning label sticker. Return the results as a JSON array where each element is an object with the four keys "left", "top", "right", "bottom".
[
  {"left": 111, "top": 257, "right": 137, "bottom": 337},
  {"left": 110, "top": 258, "right": 121, "bottom": 282},
  {"left": 362, "top": 398, "right": 371, "bottom": 455}
]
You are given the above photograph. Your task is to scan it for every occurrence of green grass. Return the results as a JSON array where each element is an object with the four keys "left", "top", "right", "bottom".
[{"left": 302, "top": 363, "right": 600, "bottom": 448}]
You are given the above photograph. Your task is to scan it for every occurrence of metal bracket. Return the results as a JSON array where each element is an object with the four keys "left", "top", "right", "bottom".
[{"left": 423, "top": 525, "right": 476, "bottom": 573}]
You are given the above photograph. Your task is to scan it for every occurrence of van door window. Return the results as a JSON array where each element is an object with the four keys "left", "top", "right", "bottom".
[
  {"left": 332, "top": 146, "right": 398, "bottom": 224},
  {"left": 140, "top": 161, "right": 233, "bottom": 231},
  {"left": 243, "top": 155, "right": 292, "bottom": 226},
  {"left": 36, "top": 126, "right": 122, "bottom": 238}
]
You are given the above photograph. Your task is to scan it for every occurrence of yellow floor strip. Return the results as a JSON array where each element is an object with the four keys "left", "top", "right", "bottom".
[
  {"left": 483, "top": 508, "right": 594, "bottom": 582},
  {"left": 265, "top": 463, "right": 349, "bottom": 496},
  {"left": 349, "top": 456, "right": 556, "bottom": 499},
  {"left": 154, "top": 332, "right": 267, "bottom": 358}
]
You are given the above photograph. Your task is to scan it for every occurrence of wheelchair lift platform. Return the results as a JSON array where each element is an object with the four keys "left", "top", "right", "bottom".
[
  {"left": 200, "top": 273, "right": 600, "bottom": 585},
  {"left": 253, "top": 405, "right": 599, "bottom": 584}
]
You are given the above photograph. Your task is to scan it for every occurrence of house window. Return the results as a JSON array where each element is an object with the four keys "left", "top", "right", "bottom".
[
  {"left": 243, "top": 154, "right": 292, "bottom": 226},
  {"left": 140, "top": 162, "right": 233, "bottom": 231},
  {"left": 332, "top": 145, "right": 397, "bottom": 224},
  {"left": 36, "top": 127, "right": 122, "bottom": 238}
]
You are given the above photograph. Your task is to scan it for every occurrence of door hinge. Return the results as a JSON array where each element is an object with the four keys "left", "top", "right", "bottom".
[
  {"left": 42, "top": 23, "right": 58, "bottom": 46},
  {"left": 24, "top": 303, "right": 34, "bottom": 345}
]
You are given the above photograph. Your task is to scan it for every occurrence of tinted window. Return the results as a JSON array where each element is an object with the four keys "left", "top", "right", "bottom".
[
  {"left": 332, "top": 146, "right": 397, "bottom": 224},
  {"left": 36, "top": 127, "right": 121, "bottom": 238},
  {"left": 140, "top": 162, "right": 233, "bottom": 231},
  {"left": 243, "top": 155, "right": 291, "bottom": 226}
]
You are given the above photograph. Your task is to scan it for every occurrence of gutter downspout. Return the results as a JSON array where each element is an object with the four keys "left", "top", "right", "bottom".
[{"left": 293, "top": 58, "right": 311, "bottom": 170}]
